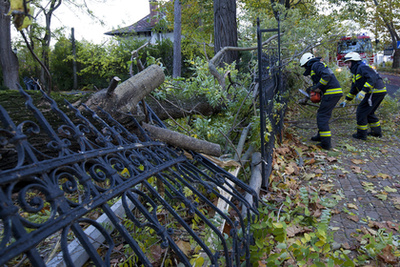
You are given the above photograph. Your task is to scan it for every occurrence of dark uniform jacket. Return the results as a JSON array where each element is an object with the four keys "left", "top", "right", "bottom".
[
  {"left": 345, "top": 61, "right": 386, "bottom": 101},
  {"left": 304, "top": 57, "right": 342, "bottom": 95}
]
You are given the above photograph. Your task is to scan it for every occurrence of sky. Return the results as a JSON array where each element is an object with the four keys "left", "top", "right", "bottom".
[{"left": 48, "top": 0, "right": 150, "bottom": 44}]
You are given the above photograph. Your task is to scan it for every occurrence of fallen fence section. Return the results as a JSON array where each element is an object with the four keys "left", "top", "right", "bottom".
[{"left": 0, "top": 88, "right": 258, "bottom": 267}]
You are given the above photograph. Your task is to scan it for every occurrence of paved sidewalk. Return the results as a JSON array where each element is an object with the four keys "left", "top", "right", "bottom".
[
  {"left": 309, "top": 128, "right": 400, "bottom": 256},
  {"left": 329, "top": 135, "right": 400, "bottom": 249}
]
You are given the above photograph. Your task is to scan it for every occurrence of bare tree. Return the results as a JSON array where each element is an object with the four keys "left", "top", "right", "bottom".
[
  {"left": 35, "top": 0, "right": 63, "bottom": 91},
  {"left": 0, "top": 0, "right": 19, "bottom": 90}
]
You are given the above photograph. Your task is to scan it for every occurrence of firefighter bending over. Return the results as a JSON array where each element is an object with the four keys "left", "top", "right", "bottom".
[
  {"left": 300, "top": 52, "right": 343, "bottom": 150},
  {"left": 340, "top": 52, "right": 387, "bottom": 140}
]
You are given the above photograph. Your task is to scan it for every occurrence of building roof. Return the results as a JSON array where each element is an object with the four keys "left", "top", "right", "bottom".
[
  {"left": 105, "top": 1, "right": 166, "bottom": 37},
  {"left": 104, "top": 14, "right": 158, "bottom": 36}
]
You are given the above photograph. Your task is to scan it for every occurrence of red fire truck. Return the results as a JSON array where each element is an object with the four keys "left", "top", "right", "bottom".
[{"left": 336, "top": 34, "right": 374, "bottom": 66}]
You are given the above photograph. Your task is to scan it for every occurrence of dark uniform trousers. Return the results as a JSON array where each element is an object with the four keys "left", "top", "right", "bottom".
[
  {"left": 317, "top": 93, "right": 342, "bottom": 147},
  {"left": 356, "top": 92, "right": 386, "bottom": 138}
]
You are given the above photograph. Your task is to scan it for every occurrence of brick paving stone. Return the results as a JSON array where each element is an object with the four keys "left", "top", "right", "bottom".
[
  {"left": 370, "top": 199, "right": 385, "bottom": 208},
  {"left": 364, "top": 210, "right": 380, "bottom": 220}
]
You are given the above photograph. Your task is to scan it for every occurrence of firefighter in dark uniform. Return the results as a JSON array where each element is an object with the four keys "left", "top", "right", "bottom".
[
  {"left": 300, "top": 52, "right": 343, "bottom": 150},
  {"left": 340, "top": 52, "right": 387, "bottom": 140}
]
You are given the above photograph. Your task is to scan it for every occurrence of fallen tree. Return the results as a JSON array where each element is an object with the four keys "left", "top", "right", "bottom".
[
  {"left": 84, "top": 64, "right": 165, "bottom": 122},
  {"left": 83, "top": 64, "right": 222, "bottom": 124}
]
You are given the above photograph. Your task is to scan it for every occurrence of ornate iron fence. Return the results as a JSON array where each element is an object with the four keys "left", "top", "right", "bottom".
[
  {"left": 257, "top": 17, "right": 288, "bottom": 188},
  {"left": 0, "top": 87, "right": 258, "bottom": 266}
]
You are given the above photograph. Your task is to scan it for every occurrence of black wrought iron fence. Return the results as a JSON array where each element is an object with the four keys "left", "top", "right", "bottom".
[
  {"left": 0, "top": 87, "right": 258, "bottom": 266},
  {"left": 257, "top": 17, "right": 288, "bottom": 188}
]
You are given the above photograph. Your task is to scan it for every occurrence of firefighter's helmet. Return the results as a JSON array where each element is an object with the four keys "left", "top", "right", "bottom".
[
  {"left": 300, "top": 52, "right": 315, "bottom": 67},
  {"left": 343, "top": 52, "right": 362, "bottom": 62}
]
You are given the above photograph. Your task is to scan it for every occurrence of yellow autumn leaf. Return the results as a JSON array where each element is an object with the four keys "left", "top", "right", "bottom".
[
  {"left": 362, "top": 182, "right": 376, "bottom": 193},
  {"left": 8, "top": 0, "right": 24, "bottom": 14},
  {"left": 304, "top": 233, "right": 311, "bottom": 241},
  {"left": 384, "top": 186, "right": 397, "bottom": 193},
  {"left": 176, "top": 240, "right": 191, "bottom": 257},
  {"left": 192, "top": 256, "right": 204, "bottom": 267},
  {"left": 362, "top": 182, "right": 374, "bottom": 187},
  {"left": 375, "top": 192, "right": 388, "bottom": 201},
  {"left": 273, "top": 222, "right": 284, "bottom": 228},
  {"left": 347, "top": 203, "right": 358, "bottom": 210},
  {"left": 120, "top": 167, "right": 130, "bottom": 178},
  {"left": 377, "top": 173, "right": 391, "bottom": 179}
]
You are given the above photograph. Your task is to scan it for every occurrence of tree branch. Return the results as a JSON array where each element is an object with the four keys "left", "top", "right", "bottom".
[{"left": 208, "top": 33, "right": 283, "bottom": 90}]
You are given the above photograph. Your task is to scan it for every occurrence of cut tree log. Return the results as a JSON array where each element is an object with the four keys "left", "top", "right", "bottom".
[
  {"left": 84, "top": 64, "right": 165, "bottom": 121},
  {"left": 142, "top": 122, "right": 221, "bottom": 157},
  {"left": 241, "top": 152, "right": 262, "bottom": 218}
]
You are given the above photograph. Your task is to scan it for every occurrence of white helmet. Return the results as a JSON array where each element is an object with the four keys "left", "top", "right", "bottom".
[
  {"left": 300, "top": 52, "right": 315, "bottom": 67},
  {"left": 343, "top": 52, "right": 362, "bottom": 62}
]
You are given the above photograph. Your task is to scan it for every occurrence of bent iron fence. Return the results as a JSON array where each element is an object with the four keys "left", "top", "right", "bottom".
[{"left": 0, "top": 87, "right": 258, "bottom": 266}]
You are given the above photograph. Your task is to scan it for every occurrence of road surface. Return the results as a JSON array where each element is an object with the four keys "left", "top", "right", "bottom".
[{"left": 380, "top": 72, "right": 400, "bottom": 98}]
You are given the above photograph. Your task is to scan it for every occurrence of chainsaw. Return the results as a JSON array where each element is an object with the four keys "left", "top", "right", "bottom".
[{"left": 298, "top": 89, "right": 321, "bottom": 103}]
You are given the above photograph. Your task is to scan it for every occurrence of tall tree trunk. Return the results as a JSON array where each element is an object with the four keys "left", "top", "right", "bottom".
[
  {"left": 372, "top": 0, "right": 399, "bottom": 68},
  {"left": 213, "top": 0, "right": 238, "bottom": 66},
  {"left": 0, "top": 0, "right": 19, "bottom": 90},
  {"left": 393, "top": 49, "right": 400, "bottom": 69},
  {"left": 173, "top": 0, "right": 182, "bottom": 78}
]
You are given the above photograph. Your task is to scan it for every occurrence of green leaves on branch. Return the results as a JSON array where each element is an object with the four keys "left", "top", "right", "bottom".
[{"left": 250, "top": 187, "right": 352, "bottom": 266}]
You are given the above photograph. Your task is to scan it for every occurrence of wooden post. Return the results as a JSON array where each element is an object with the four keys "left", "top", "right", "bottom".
[{"left": 71, "top": 28, "right": 78, "bottom": 90}]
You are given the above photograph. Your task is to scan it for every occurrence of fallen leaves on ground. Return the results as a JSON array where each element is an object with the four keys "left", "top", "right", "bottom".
[
  {"left": 377, "top": 245, "right": 399, "bottom": 265},
  {"left": 351, "top": 165, "right": 362, "bottom": 173},
  {"left": 351, "top": 159, "right": 365, "bottom": 165}
]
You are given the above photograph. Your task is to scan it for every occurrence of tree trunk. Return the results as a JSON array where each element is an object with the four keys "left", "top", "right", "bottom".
[
  {"left": 142, "top": 122, "right": 221, "bottom": 156},
  {"left": 393, "top": 48, "right": 400, "bottom": 69},
  {"left": 0, "top": 0, "right": 19, "bottom": 90},
  {"left": 213, "top": 0, "right": 238, "bottom": 66},
  {"left": 173, "top": 0, "right": 182, "bottom": 78},
  {"left": 39, "top": 0, "right": 62, "bottom": 92}
]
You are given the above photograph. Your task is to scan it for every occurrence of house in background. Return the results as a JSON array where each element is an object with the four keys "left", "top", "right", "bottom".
[{"left": 104, "top": 0, "right": 173, "bottom": 44}]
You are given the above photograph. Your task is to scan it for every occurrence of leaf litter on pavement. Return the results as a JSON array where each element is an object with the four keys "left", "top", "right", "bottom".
[{"left": 263, "top": 118, "right": 400, "bottom": 265}]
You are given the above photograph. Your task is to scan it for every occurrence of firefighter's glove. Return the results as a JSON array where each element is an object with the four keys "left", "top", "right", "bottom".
[
  {"left": 306, "top": 85, "right": 317, "bottom": 94},
  {"left": 339, "top": 101, "right": 347, "bottom": 108},
  {"left": 356, "top": 91, "right": 366, "bottom": 101}
]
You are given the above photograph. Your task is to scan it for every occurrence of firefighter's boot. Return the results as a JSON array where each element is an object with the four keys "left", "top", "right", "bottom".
[
  {"left": 317, "top": 136, "right": 331, "bottom": 150},
  {"left": 310, "top": 133, "right": 321, "bottom": 142},
  {"left": 368, "top": 126, "right": 382, "bottom": 138},
  {"left": 352, "top": 129, "right": 367, "bottom": 140}
]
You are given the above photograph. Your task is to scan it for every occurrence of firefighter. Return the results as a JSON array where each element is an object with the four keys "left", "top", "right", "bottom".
[
  {"left": 300, "top": 52, "right": 343, "bottom": 150},
  {"left": 339, "top": 52, "right": 387, "bottom": 140}
]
